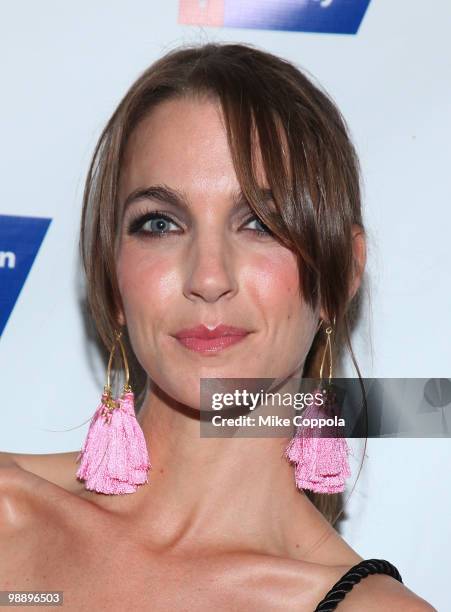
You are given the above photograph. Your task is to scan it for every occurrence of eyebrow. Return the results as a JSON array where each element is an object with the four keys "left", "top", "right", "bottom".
[{"left": 122, "top": 184, "right": 274, "bottom": 214}]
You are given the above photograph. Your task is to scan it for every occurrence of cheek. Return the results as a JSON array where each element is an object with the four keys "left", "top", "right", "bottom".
[
  {"left": 116, "top": 246, "right": 178, "bottom": 326},
  {"left": 243, "top": 248, "right": 302, "bottom": 315},
  {"left": 244, "top": 248, "right": 316, "bottom": 359}
]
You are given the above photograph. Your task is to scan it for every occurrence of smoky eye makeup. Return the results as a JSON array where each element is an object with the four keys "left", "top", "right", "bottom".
[
  {"left": 124, "top": 204, "right": 274, "bottom": 239},
  {"left": 127, "top": 210, "right": 179, "bottom": 236}
]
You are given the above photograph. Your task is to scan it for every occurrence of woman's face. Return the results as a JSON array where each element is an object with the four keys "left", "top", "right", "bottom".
[{"left": 116, "top": 96, "right": 320, "bottom": 408}]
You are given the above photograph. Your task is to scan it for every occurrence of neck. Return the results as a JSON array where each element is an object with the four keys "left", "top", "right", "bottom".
[{"left": 89, "top": 378, "right": 338, "bottom": 562}]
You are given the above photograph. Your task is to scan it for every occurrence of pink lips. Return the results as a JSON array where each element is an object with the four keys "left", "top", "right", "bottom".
[{"left": 173, "top": 324, "right": 250, "bottom": 354}]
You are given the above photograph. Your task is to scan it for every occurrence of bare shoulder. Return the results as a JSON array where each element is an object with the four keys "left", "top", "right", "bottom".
[
  {"left": 0, "top": 458, "right": 107, "bottom": 545},
  {"left": 0, "top": 455, "right": 91, "bottom": 530},
  {"left": 335, "top": 570, "right": 437, "bottom": 611},
  {"left": 0, "top": 464, "right": 83, "bottom": 592},
  {"left": 0, "top": 450, "right": 82, "bottom": 492},
  {"left": 0, "top": 465, "right": 48, "bottom": 586},
  {"left": 0, "top": 463, "right": 72, "bottom": 530},
  {"left": 0, "top": 462, "right": 48, "bottom": 520}
]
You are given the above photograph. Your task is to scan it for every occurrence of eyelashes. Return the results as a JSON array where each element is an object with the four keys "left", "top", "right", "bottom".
[
  {"left": 127, "top": 210, "right": 180, "bottom": 238},
  {"left": 126, "top": 209, "right": 273, "bottom": 239}
]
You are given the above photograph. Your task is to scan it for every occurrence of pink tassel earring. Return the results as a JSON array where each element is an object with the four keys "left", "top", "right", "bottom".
[
  {"left": 76, "top": 330, "right": 151, "bottom": 494},
  {"left": 285, "top": 318, "right": 352, "bottom": 494}
]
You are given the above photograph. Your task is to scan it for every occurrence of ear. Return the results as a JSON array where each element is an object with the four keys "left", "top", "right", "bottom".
[
  {"left": 318, "top": 224, "right": 366, "bottom": 323},
  {"left": 114, "top": 297, "right": 126, "bottom": 328},
  {"left": 348, "top": 224, "right": 367, "bottom": 302},
  {"left": 116, "top": 309, "right": 126, "bottom": 327}
]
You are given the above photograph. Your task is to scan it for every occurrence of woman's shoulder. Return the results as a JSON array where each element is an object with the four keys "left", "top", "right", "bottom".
[
  {"left": 0, "top": 450, "right": 82, "bottom": 492},
  {"left": 0, "top": 452, "right": 90, "bottom": 548},
  {"left": 0, "top": 465, "right": 38, "bottom": 587},
  {"left": 0, "top": 460, "right": 95, "bottom": 595},
  {"left": 320, "top": 560, "right": 437, "bottom": 612},
  {"left": 298, "top": 516, "right": 436, "bottom": 611},
  {"left": 286, "top": 529, "right": 435, "bottom": 611},
  {"left": 0, "top": 457, "right": 82, "bottom": 531}
]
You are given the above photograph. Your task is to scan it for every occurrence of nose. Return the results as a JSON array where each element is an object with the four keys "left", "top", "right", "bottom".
[{"left": 183, "top": 233, "right": 238, "bottom": 303}]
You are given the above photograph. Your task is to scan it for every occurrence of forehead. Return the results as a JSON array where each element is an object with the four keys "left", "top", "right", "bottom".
[{"left": 119, "top": 95, "right": 267, "bottom": 201}]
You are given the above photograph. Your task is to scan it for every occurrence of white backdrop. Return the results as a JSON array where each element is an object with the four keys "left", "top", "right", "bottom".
[{"left": 0, "top": 1, "right": 450, "bottom": 609}]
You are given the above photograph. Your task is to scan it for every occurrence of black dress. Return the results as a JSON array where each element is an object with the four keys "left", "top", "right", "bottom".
[{"left": 313, "top": 559, "right": 402, "bottom": 611}]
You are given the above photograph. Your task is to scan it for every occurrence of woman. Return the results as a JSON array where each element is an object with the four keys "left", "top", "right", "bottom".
[{"left": 0, "top": 43, "right": 434, "bottom": 610}]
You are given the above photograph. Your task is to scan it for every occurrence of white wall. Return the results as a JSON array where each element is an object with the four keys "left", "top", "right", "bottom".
[{"left": 0, "top": 1, "right": 449, "bottom": 609}]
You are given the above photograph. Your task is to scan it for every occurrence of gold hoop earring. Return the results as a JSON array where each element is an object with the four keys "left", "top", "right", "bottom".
[
  {"left": 75, "top": 329, "right": 151, "bottom": 494},
  {"left": 103, "top": 330, "right": 132, "bottom": 412},
  {"left": 285, "top": 314, "right": 352, "bottom": 494},
  {"left": 319, "top": 317, "right": 335, "bottom": 386}
]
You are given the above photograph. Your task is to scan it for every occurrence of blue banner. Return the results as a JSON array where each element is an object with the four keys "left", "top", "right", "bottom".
[{"left": 0, "top": 214, "right": 51, "bottom": 337}]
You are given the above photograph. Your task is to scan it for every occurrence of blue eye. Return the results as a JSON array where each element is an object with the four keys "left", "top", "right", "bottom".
[
  {"left": 243, "top": 215, "right": 272, "bottom": 236},
  {"left": 127, "top": 211, "right": 273, "bottom": 239},
  {"left": 128, "top": 211, "right": 181, "bottom": 238}
]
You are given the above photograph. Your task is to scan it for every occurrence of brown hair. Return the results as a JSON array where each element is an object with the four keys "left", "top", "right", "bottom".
[{"left": 80, "top": 42, "right": 366, "bottom": 524}]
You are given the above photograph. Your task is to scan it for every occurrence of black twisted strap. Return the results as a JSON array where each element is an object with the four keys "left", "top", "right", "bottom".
[{"left": 313, "top": 559, "right": 403, "bottom": 611}]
